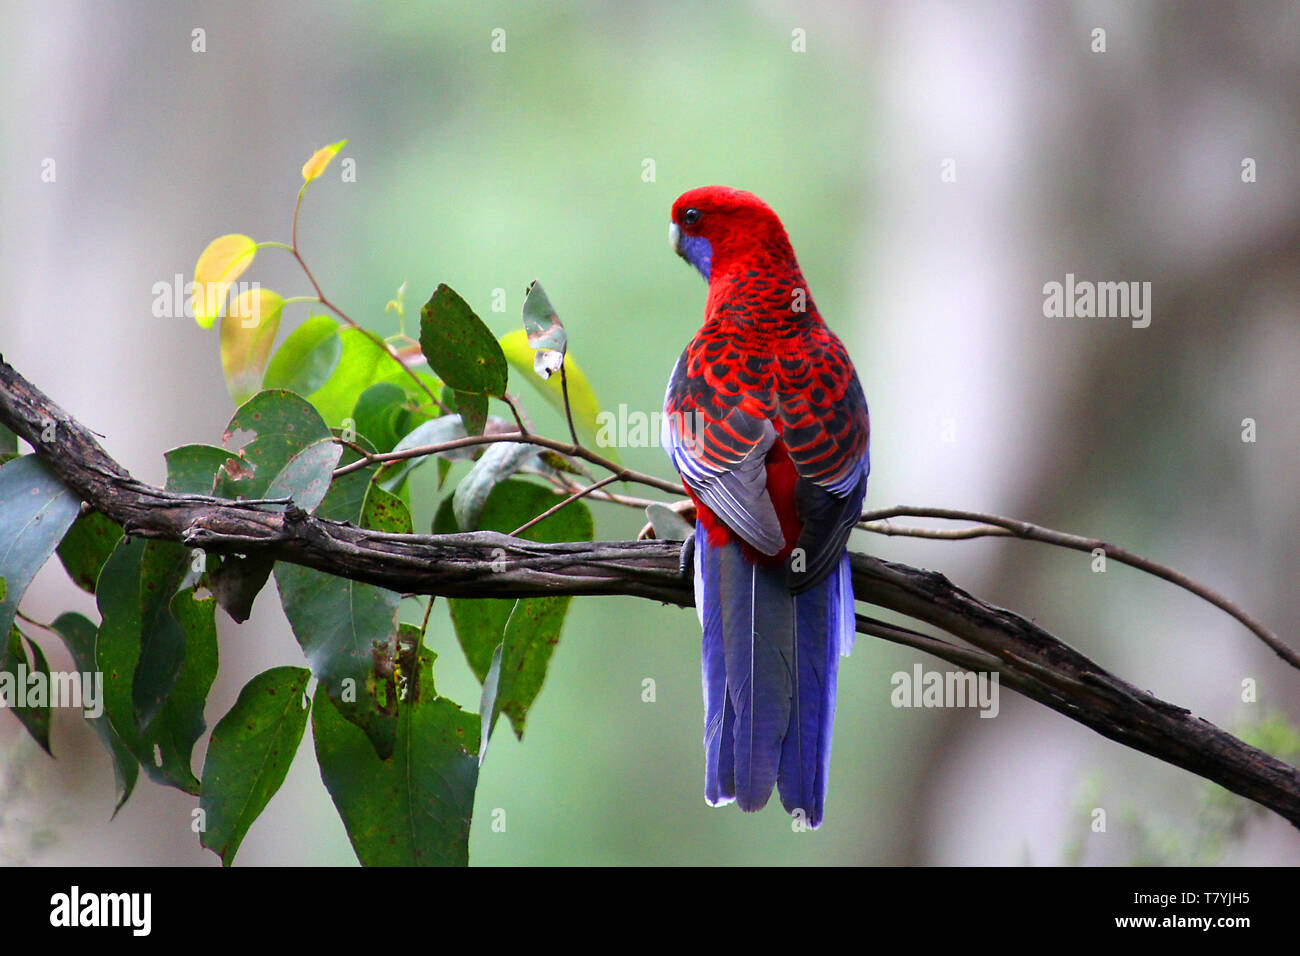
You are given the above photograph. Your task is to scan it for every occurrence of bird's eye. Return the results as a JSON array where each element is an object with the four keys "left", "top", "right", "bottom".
[{"left": 682, "top": 208, "right": 702, "bottom": 226}]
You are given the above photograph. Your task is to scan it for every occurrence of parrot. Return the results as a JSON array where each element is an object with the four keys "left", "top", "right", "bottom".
[{"left": 663, "top": 186, "right": 870, "bottom": 828}]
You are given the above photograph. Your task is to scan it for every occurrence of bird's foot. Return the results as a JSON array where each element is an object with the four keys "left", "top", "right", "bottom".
[{"left": 677, "top": 532, "right": 696, "bottom": 581}]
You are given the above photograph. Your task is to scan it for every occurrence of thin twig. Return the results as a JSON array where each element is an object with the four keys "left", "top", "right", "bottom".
[
  {"left": 858, "top": 505, "right": 1295, "bottom": 670},
  {"left": 501, "top": 392, "right": 532, "bottom": 437},
  {"left": 559, "top": 362, "right": 580, "bottom": 447},
  {"left": 510, "top": 474, "right": 619, "bottom": 538},
  {"left": 332, "top": 429, "right": 685, "bottom": 496}
]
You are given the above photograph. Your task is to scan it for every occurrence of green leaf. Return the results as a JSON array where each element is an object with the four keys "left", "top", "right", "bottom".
[
  {"left": 499, "top": 329, "right": 613, "bottom": 458},
  {"left": 434, "top": 480, "right": 592, "bottom": 737},
  {"left": 0, "top": 456, "right": 82, "bottom": 640},
  {"left": 164, "top": 444, "right": 239, "bottom": 495},
  {"left": 307, "top": 328, "right": 440, "bottom": 427},
  {"left": 312, "top": 652, "right": 479, "bottom": 866},
  {"left": 165, "top": 443, "right": 265, "bottom": 623},
  {"left": 2, "top": 628, "right": 53, "bottom": 754},
  {"left": 451, "top": 442, "right": 537, "bottom": 531},
  {"left": 200, "top": 666, "right": 312, "bottom": 866},
  {"left": 264, "top": 438, "right": 342, "bottom": 513},
  {"left": 477, "top": 643, "right": 504, "bottom": 764},
  {"left": 352, "top": 382, "right": 413, "bottom": 454},
  {"left": 56, "top": 511, "right": 124, "bottom": 593},
  {"left": 50, "top": 612, "right": 139, "bottom": 813},
  {"left": 0, "top": 424, "right": 17, "bottom": 463},
  {"left": 221, "top": 288, "right": 287, "bottom": 405},
  {"left": 274, "top": 445, "right": 399, "bottom": 757},
  {"left": 96, "top": 537, "right": 217, "bottom": 795},
  {"left": 216, "top": 391, "right": 332, "bottom": 500},
  {"left": 148, "top": 588, "right": 219, "bottom": 793},
  {"left": 419, "top": 284, "right": 508, "bottom": 397},
  {"left": 131, "top": 540, "right": 189, "bottom": 728},
  {"left": 263, "top": 315, "right": 342, "bottom": 396},
  {"left": 446, "top": 388, "right": 487, "bottom": 437}
]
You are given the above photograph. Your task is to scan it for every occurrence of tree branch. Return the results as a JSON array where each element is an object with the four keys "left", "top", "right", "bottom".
[{"left": 2, "top": 355, "right": 1298, "bottom": 828}]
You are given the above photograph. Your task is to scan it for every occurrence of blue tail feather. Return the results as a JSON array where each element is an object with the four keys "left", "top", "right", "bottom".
[{"left": 697, "top": 527, "right": 851, "bottom": 825}]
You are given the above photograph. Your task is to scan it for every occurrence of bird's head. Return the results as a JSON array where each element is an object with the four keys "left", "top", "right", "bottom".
[{"left": 669, "top": 186, "right": 793, "bottom": 281}]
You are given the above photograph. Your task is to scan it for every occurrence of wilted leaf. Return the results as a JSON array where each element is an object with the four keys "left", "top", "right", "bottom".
[
  {"left": 520, "top": 280, "right": 567, "bottom": 379},
  {"left": 646, "top": 502, "right": 694, "bottom": 541},
  {"left": 192, "top": 234, "right": 257, "bottom": 329}
]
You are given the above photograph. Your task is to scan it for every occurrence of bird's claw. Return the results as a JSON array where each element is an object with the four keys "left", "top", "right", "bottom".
[{"left": 678, "top": 532, "right": 696, "bottom": 582}]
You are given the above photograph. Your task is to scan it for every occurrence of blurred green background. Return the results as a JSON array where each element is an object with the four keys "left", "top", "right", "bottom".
[{"left": 2, "top": 0, "right": 1298, "bottom": 865}]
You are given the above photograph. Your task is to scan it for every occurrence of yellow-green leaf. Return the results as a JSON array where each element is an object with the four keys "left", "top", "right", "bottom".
[
  {"left": 192, "top": 234, "right": 257, "bottom": 329},
  {"left": 301, "top": 139, "right": 348, "bottom": 183},
  {"left": 221, "top": 288, "right": 286, "bottom": 405},
  {"left": 499, "top": 329, "right": 612, "bottom": 458}
]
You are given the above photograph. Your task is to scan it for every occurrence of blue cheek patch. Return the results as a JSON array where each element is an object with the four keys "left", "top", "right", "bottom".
[{"left": 679, "top": 234, "right": 713, "bottom": 280}]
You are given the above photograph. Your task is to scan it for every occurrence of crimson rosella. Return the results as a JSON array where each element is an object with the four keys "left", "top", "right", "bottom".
[{"left": 663, "top": 186, "right": 870, "bottom": 828}]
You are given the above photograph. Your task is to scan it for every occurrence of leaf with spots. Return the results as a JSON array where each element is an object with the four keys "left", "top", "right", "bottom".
[
  {"left": 215, "top": 390, "right": 332, "bottom": 500},
  {"left": 265, "top": 438, "right": 342, "bottom": 513},
  {"left": 200, "top": 666, "right": 312, "bottom": 866},
  {"left": 418, "top": 284, "right": 508, "bottom": 397},
  {"left": 312, "top": 651, "right": 479, "bottom": 866}
]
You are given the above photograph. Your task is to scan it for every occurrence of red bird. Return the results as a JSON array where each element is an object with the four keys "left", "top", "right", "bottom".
[{"left": 663, "top": 186, "right": 870, "bottom": 828}]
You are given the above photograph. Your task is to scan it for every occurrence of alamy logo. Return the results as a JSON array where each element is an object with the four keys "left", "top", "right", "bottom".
[
  {"left": 0, "top": 663, "right": 103, "bottom": 718},
  {"left": 49, "top": 886, "right": 151, "bottom": 936},
  {"left": 890, "top": 664, "right": 999, "bottom": 718},
  {"left": 1042, "top": 273, "right": 1151, "bottom": 328}
]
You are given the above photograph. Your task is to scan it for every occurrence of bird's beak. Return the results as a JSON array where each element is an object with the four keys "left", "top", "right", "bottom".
[{"left": 669, "top": 222, "right": 683, "bottom": 257}]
